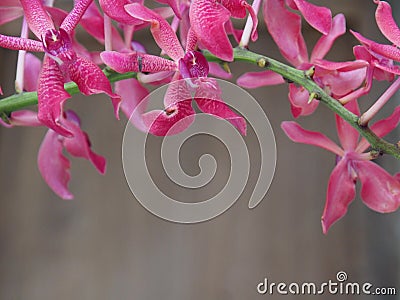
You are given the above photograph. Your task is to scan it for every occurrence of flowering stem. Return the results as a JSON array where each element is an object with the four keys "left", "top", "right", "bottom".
[
  {"left": 359, "top": 76, "right": 400, "bottom": 126},
  {"left": 0, "top": 48, "right": 399, "bottom": 159}
]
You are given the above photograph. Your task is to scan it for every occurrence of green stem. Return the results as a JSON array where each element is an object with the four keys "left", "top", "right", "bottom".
[{"left": 0, "top": 48, "right": 399, "bottom": 159}]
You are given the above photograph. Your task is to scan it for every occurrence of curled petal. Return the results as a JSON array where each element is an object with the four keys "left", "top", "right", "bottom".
[
  {"left": 194, "top": 79, "right": 246, "bottom": 135},
  {"left": 38, "top": 56, "right": 72, "bottom": 137},
  {"left": 179, "top": 51, "right": 209, "bottom": 79},
  {"left": 288, "top": 84, "right": 318, "bottom": 117},
  {"left": 292, "top": 0, "right": 332, "bottom": 35},
  {"left": 264, "top": 0, "right": 307, "bottom": 66},
  {"left": 68, "top": 56, "right": 121, "bottom": 118},
  {"left": 375, "top": 0, "right": 400, "bottom": 48},
  {"left": 354, "top": 160, "right": 400, "bottom": 213},
  {"left": 335, "top": 100, "right": 360, "bottom": 151},
  {"left": 62, "top": 111, "right": 106, "bottom": 174},
  {"left": 99, "top": 0, "right": 143, "bottom": 25},
  {"left": 155, "top": 0, "right": 181, "bottom": 18},
  {"left": 190, "top": 0, "right": 233, "bottom": 61},
  {"left": 310, "top": 14, "right": 346, "bottom": 62},
  {"left": 101, "top": 51, "right": 177, "bottom": 74},
  {"left": 321, "top": 157, "right": 356, "bottom": 234},
  {"left": 281, "top": 121, "right": 343, "bottom": 156},
  {"left": 237, "top": 70, "right": 284, "bottom": 88},
  {"left": 38, "top": 129, "right": 73, "bottom": 200},
  {"left": 125, "top": 3, "right": 184, "bottom": 61}
]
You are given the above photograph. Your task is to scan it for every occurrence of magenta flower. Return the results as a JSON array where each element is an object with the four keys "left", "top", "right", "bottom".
[
  {"left": 0, "top": 0, "right": 120, "bottom": 136},
  {"left": 281, "top": 100, "right": 400, "bottom": 233},
  {"left": 101, "top": 3, "right": 246, "bottom": 136}
]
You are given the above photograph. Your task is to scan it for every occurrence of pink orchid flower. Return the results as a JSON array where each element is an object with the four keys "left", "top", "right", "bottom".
[
  {"left": 281, "top": 100, "right": 400, "bottom": 234},
  {"left": 101, "top": 3, "right": 246, "bottom": 136},
  {"left": 0, "top": 0, "right": 120, "bottom": 137}
]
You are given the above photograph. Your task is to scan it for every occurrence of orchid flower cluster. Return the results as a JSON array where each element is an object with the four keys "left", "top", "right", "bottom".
[{"left": 0, "top": 0, "right": 399, "bottom": 233}]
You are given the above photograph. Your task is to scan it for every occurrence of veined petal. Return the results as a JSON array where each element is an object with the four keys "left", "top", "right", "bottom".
[
  {"left": 375, "top": 0, "right": 400, "bottom": 48},
  {"left": 194, "top": 79, "right": 246, "bottom": 135},
  {"left": 264, "top": 0, "right": 307, "bottom": 66},
  {"left": 99, "top": 0, "right": 143, "bottom": 25},
  {"left": 310, "top": 14, "right": 346, "bottom": 62},
  {"left": 314, "top": 59, "right": 368, "bottom": 72},
  {"left": 281, "top": 121, "right": 344, "bottom": 156},
  {"left": 20, "top": 0, "right": 55, "bottom": 39},
  {"left": 38, "top": 56, "right": 72, "bottom": 137},
  {"left": 288, "top": 84, "right": 318, "bottom": 117},
  {"left": 61, "top": 0, "right": 93, "bottom": 34},
  {"left": 356, "top": 106, "right": 400, "bottom": 153},
  {"left": 155, "top": 0, "right": 181, "bottom": 18},
  {"left": 208, "top": 62, "right": 233, "bottom": 79},
  {"left": 0, "top": 34, "right": 43, "bottom": 52},
  {"left": 335, "top": 100, "right": 360, "bottom": 151},
  {"left": 354, "top": 160, "right": 400, "bottom": 213},
  {"left": 0, "top": 7, "right": 23, "bottom": 26},
  {"left": 237, "top": 70, "right": 284, "bottom": 88},
  {"left": 292, "top": 0, "right": 332, "bottom": 35},
  {"left": 100, "top": 51, "right": 177, "bottom": 73},
  {"left": 24, "top": 53, "right": 42, "bottom": 92},
  {"left": 38, "top": 129, "right": 73, "bottom": 200},
  {"left": 125, "top": 3, "right": 184, "bottom": 61},
  {"left": 62, "top": 111, "right": 106, "bottom": 174},
  {"left": 321, "top": 156, "right": 356, "bottom": 234},
  {"left": 190, "top": 0, "right": 233, "bottom": 61},
  {"left": 68, "top": 56, "right": 121, "bottom": 118}
]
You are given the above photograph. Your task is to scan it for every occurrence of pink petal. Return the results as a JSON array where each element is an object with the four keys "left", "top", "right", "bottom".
[
  {"left": 20, "top": 0, "right": 55, "bottom": 38},
  {"left": 208, "top": 62, "right": 233, "bottom": 79},
  {"left": 354, "top": 160, "right": 400, "bottom": 213},
  {"left": 194, "top": 79, "right": 246, "bottom": 135},
  {"left": 125, "top": 3, "right": 184, "bottom": 61},
  {"left": 321, "top": 156, "right": 356, "bottom": 234},
  {"left": 292, "top": 0, "right": 332, "bottom": 35},
  {"left": 178, "top": 51, "right": 209, "bottom": 79},
  {"left": 357, "top": 106, "right": 400, "bottom": 153},
  {"left": 100, "top": 51, "right": 177, "bottom": 73},
  {"left": 375, "top": 0, "right": 400, "bottom": 48},
  {"left": 155, "top": 0, "right": 181, "bottom": 18},
  {"left": 0, "top": 7, "right": 23, "bottom": 26},
  {"left": 60, "top": 0, "right": 93, "bottom": 34},
  {"left": 9, "top": 110, "right": 41, "bottom": 127},
  {"left": 288, "top": 83, "right": 319, "bottom": 117},
  {"left": 24, "top": 53, "right": 42, "bottom": 92},
  {"left": 38, "top": 129, "right": 73, "bottom": 199},
  {"left": 237, "top": 70, "right": 284, "bottom": 88},
  {"left": 67, "top": 56, "right": 121, "bottom": 118},
  {"left": 37, "top": 56, "right": 72, "bottom": 137},
  {"left": 0, "top": 34, "right": 43, "bottom": 52},
  {"left": 281, "top": 121, "right": 343, "bottom": 156},
  {"left": 99, "top": 0, "right": 143, "bottom": 25},
  {"left": 62, "top": 111, "right": 106, "bottom": 174},
  {"left": 310, "top": 14, "right": 346, "bottom": 62},
  {"left": 264, "top": 0, "right": 307, "bottom": 66},
  {"left": 335, "top": 100, "right": 360, "bottom": 151},
  {"left": 190, "top": 0, "right": 233, "bottom": 61}
]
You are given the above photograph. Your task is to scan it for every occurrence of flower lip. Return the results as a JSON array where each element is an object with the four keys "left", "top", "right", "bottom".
[
  {"left": 42, "top": 28, "right": 75, "bottom": 64},
  {"left": 179, "top": 51, "right": 209, "bottom": 79}
]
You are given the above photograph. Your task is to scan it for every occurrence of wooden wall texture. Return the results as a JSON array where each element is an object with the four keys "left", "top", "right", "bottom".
[{"left": 0, "top": 1, "right": 399, "bottom": 299}]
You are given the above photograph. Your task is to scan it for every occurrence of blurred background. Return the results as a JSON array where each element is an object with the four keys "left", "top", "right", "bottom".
[{"left": 0, "top": 0, "right": 399, "bottom": 299}]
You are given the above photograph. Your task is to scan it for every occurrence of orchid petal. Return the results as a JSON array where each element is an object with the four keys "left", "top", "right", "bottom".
[
  {"left": 194, "top": 79, "right": 246, "bottom": 135},
  {"left": 100, "top": 51, "right": 177, "bottom": 73},
  {"left": 208, "top": 62, "right": 233, "bottom": 80},
  {"left": 155, "top": 0, "right": 182, "bottom": 18},
  {"left": 99, "top": 0, "right": 143, "bottom": 25},
  {"left": 354, "top": 160, "right": 400, "bottom": 213},
  {"left": 375, "top": 0, "right": 400, "bottom": 48},
  {"left": 321, "top": 157, "right": 356, "bottom": 234},
  {"left": 38, "top": 56, "right": 72, "bottom": 137},
  {"left": 67, "top": 56, "right": 121, "bottom": 118},
  {"left": 310, "top": 14, "right": 346, "bottom": 62},
  {"left": 288, "top": 84, "right": 319, "bottom": 117},
  {"left": 8, "top": 110, "right": 42, "bottom": 127},
  {"left": 0, "top": 34, "right": 43, "bottom": 52},
  {"left": 264, "top": 0, "right": 307, "bottom": 66},
  {"left": 335, "top": 100, "right": 360, "bottom": 151},
  {"left": 61, "top": 0, "right": 93, "bottom": 34},
  {"left": 62, "top": 111, "right": 106, "bottom": 174},
  {"left": 357, "top": 106, "right": 400, "bottom": 153},
  {"left": 190, "top": 0, "right": 233, "bottom": 61},
  {"left": 237, "top": 70, "right": 284, "bottom": 88},
  {"left": 20, "top": 0, "right": 55, "bottom": 38},
  {"left": 38, "top": 129, "right": 73, "bottom": 199},
  {"left": 0, "top": 7, "right": 23, "bottom": 26},
  {"left": 125, "top": 3, "right": 184, "bottom": 61},
  {"left": 24, "top": 53, "right": 41, "bottom": 92},
  {"left": 292, "top": 0, "right": 332, "bottom": 35},
  {"left": 281, "top": 121, "right": 344, "bottom": 156}
]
